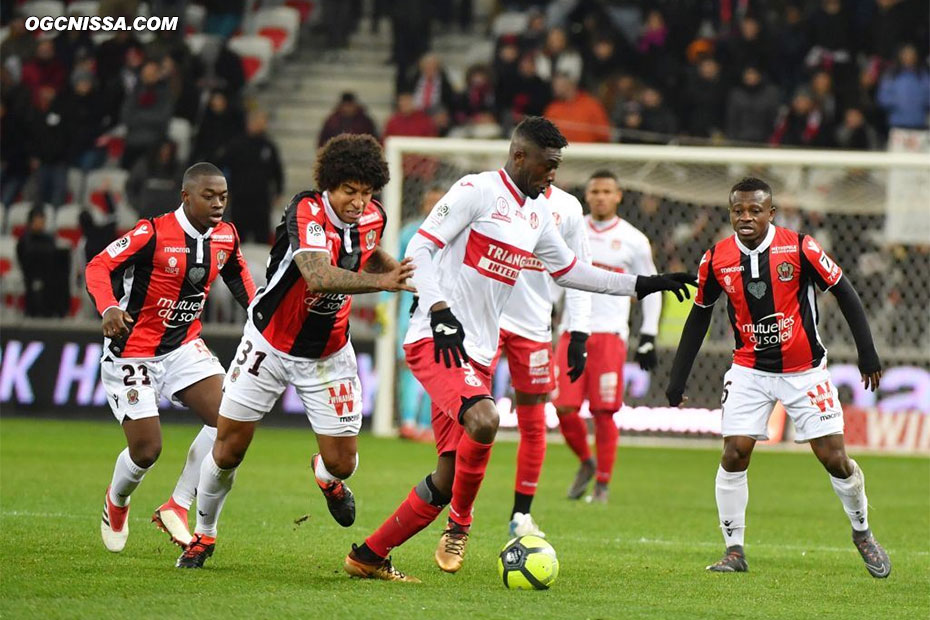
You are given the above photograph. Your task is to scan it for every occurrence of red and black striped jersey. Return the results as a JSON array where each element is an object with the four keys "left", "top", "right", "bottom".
[
  {"left": 694, "top": 225, "right": 843, "bottom": 373},
  {"left": 85, "top": 206, "right": 256, "bottom": 358},
  {"left": 249, "top": 190, "right": 386, "bottom": 359}
]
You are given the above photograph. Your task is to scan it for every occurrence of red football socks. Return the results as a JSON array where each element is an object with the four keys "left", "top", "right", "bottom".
[
  {"left": 365, "top": 487, "right": 442, "bottom": 558},
  {"left": 593, "top": 411, "right": 619, "bottom": 484},
  {"left": 449, "top": 434, "right": 493, "bottom": 528},
  {"left": 558, "top": 409, "right": 592, "bottom": 462},
  {"left": 515, "top": 403, "right": 546, "bottom": 496}
]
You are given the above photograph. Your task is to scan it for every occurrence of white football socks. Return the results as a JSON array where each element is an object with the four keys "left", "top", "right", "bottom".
[
  {"left": 314, "top": 452, "right": 357, "bottom": 483},
  {"left": 171, "top": 425, "right": 217, "bottom": 509},
  {"left": 715, "top": 465, "right": 748, "bottom": 548},
  {"left": 109, "top": 448, "right": 150, "bottom": 507},
  {"left": 830, "top": 458, "right": 869, "bottom": 532},
  {"left": 194, "top": 453, "right": 237, "bottom": 537}
]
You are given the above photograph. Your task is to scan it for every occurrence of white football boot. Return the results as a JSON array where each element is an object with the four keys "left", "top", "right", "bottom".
[{"left": 509, "top": 512, "right": 546, "bottom": 538}]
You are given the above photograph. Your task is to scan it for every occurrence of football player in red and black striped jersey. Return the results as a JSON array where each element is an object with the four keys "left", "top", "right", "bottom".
[
  {"left": 178, "top": 135, "right": 416, "bottom": 569},
  {"left": 667, "top": 177, "right": 890, "bottom": 578},
  {"left": 86, "top": 163, "right": 255, "bottom": 554}
]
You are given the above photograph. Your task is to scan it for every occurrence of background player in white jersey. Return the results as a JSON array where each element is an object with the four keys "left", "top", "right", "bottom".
[
  {"left": 554, "top": 170, "right": 662, "bottom": 504},
  {"left": 344, "top": 117, "right": 695, "bottom": 582},
  {"left": 497, "top": 183, "right": 591, "bottom": 538}
]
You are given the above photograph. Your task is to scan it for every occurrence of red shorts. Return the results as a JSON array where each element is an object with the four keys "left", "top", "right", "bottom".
[
  {"left": 492, "top": 329, "right": 555, "bottom": 394},
  {"left": 404, "top": 338, "right": 493, "bottom": 455},
  {"left": 553, "top": 332, "right": 626, "bottom": 412}
]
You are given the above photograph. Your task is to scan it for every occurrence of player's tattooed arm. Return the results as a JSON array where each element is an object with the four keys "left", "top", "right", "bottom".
[
  {"left": 363, "top": 247, "right": 400, "bottom": 274},
  {"left": 294, "top": 251, "right": 416, "bottom": 294}
]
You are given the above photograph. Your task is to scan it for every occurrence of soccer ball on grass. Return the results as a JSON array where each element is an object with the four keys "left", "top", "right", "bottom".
[{"left": 497, "top": 535, "right": 559, "bottom": 590}]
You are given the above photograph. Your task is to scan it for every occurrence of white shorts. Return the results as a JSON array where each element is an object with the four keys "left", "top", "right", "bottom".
[
  {"left": 219, "top": 322, "right": 362, "bottom": 437},
  {"left": 101, "top": 338, "right": 225, "bottom": 423},
  {"left": 720, "top": 363, "right": 844, "bottom": 443}
]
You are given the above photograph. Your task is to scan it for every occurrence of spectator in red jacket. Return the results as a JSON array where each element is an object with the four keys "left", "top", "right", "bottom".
[
  {"left": 317, "top": 92, "right": 378, "bottom": 147},
  {"left": 543, "top": 72, "right": 611, "bottom": 143},
  {"left": 21, "top": 39, "right": 67, "bottom": 106},
  {"left": 383, "top": 92, "right": 437, "bottom": 139}
]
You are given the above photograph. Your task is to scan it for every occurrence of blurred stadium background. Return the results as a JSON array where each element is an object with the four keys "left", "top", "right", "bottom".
[{"left": 1, "top": 0, "right": 929, "bottom": 455}]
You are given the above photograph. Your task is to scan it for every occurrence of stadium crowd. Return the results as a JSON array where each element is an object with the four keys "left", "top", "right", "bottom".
[
  {"left": 0, "top": 0, "right": 927, "bottom": 351},
  {"left": 327, "top": 0, "right": 929, "bottom": 147}
]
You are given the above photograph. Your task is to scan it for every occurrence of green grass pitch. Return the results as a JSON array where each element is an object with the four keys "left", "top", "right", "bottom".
[{"left": 1, "top": 418, "right": 928, "bottom": 619}]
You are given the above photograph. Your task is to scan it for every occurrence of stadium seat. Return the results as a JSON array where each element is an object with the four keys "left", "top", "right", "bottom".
[
  {"left": 184, "top": 3, "right": 206, "bottom": 33},
  {"left": 66, "top": 1, "right": 99, "bottom": 16},
  {"left": 284, "top": 0, "right": 316, "bottom": 24},
  {"left": 185, "top": 32, "right": 218, "bottom": 56},
  {"left": 169, "top": 117, "right": 193, "bottom": 163},
  {"left": 252, "top": 6, "right": 300, "bottom": 57},
  {"left": 490, "top": 11, "right": 528, "bottom": 37},
  {"left": 84, "top": 169, "right": 129, "bottom": 213},
  {"left": 240, "top": 242, "right": 270, "bottom": 288},
  {"left": 0, "top": 234, "right": 24, "bottom": 316},
  {"left": 7, "top": 203, "right": 55, "bottom": 238},
  {"left": 227, "top": 35, "right": 274, "bottom": 86},
  {"left": 0, "top": 26, "right": 9, "bottom": 46},
  {"left": 66, "top": 168, "right": 85, "bottom": 205},
  {"left": 20, "top": 1, "right": 65, "bottom": 18},
  {"left": 54, "top": 203, "right": 84, "bottom": 247}
]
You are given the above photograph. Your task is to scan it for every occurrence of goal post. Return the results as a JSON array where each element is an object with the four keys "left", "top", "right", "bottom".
[{"left": 372, "top": 137, "right": 930, "bottom": 437}]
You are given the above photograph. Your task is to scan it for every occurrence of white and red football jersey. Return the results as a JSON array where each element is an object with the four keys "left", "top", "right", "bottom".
[
  {"left": 559, "top": 215, "right": 658, "bottom": 341},
  {"left": 500, "top": 184, "right": 591, "bottom": 342},
  {"left": 404, "top": 169, "right": 578, "bottom": 366}
]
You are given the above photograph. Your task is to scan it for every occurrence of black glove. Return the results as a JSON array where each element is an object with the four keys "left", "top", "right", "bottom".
[
  {"left": 430, "top": 307, "right": 469, "bottom": 368},
  {"left": 666, "top": 386, "right": 684, "bottom": 407},
  {"left": 635, "top": 272, "right": 697, "bottom": 302},
  {"left": 566, "top": 331, "right": 588, "bottom": 382},
  {"left": 635, "top": 334, "right": 657, "bottom": 371}
]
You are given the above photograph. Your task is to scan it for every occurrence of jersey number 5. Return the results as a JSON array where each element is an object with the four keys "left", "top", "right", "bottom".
[{"left": 236, "top": 340, "right": 267, "bottom": 376}]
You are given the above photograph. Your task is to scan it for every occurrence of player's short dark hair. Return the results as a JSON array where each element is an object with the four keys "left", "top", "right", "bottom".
[
  {"left": 588, "top": 169, "right": 618, "bottom": 183},
  {"left": 513, "top": 116, "right": 568, "bottom": 150},
  {"left": 730, "top": 176, "right": 772, "bottom": 201},
  {"left": 183, "top": 162, "right": 224, "bottom": 188},
  {"left": 314, "top": 134, "right": 390, "bottom": 192}
]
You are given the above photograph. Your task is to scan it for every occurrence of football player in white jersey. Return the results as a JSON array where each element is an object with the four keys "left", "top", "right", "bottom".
[
  {"left": 554, "top": 170, "right": 662, "bottom": 504},
  {"left": 497, "top": 183, "right": 591, "bottom": 538},
  {"left": 343, "top": 117, "right": 695, "bottom": 582}
]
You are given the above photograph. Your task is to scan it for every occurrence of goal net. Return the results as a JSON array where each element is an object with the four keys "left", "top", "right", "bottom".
[{"left": 372, "top": 137, "right": 930, "bottom": 443}]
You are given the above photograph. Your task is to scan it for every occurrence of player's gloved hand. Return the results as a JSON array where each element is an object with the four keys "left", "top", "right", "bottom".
[
  {"left": 635, "top": 273, "right": 697, "bottom": 302},
  {"left": 566, "top": 331, "right": 588, "bottom": 382},
  {"left": 635, "top": 334, "right": 658, "bottom": 371},
  {"left": 666, "top": 386, "right": 685, "bottom": 407},
  {"left": 430, "top": 307, "right": 469, "bottom": 368}
]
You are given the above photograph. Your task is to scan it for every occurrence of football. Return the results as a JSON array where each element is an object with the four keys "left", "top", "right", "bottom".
[{"left": 497, "top": 535, "right": 560, "bottom": 590}]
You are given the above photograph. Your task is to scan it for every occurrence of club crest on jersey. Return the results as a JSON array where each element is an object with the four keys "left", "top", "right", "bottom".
[
  {"left": 230, "top": 366, "right": 241, "bottom": 383},
  {"left": 216, "top": 250, "right": 228, "bottom": 269},
  {"left": 747, "top": 281, "right": 767, "bottom": 299},
  {"left": 188, "top": 266, "right": 206, "bottom": 285},
  {"left": 126, "top": 388, "right": 139, "bottom": 405},
  {"left": 611, "top": 239, "right": 622, "bottom": 250},
  {"left": 165, "top": 256, "right": 180, "bottom": 275},
  {"left": 365, "top": 229, "right": 377, "bottom": 251},
  {"left": 492, "top": 197, "right": 511, "bottom": 223},
  {"left": 529, "top": 212, "right": 539, "bottom": 229},
  {"left": 552, "top": 211, "right": 562, "bottom": 226},
  {"left": 777, "top": 261, "right": 795, "bottom": 282}
]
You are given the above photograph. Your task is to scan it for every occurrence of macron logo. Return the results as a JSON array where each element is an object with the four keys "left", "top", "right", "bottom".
[
  {"left": 133, "top": 224, "right": 149, "bottom": 237},
  {"left": 310, "top": 202, "right": 321, "bottom": 216}
]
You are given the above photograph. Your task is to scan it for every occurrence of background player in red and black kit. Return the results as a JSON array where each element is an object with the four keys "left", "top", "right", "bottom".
[
  {"left": 177, "top": 134, "right": 415, "bottom": 568},
  {"left": 85, "top": 163, "right": 255, "bottom": 554},
  {"left": 666, "top": 177, "right": 890, "bottom": 578}
]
